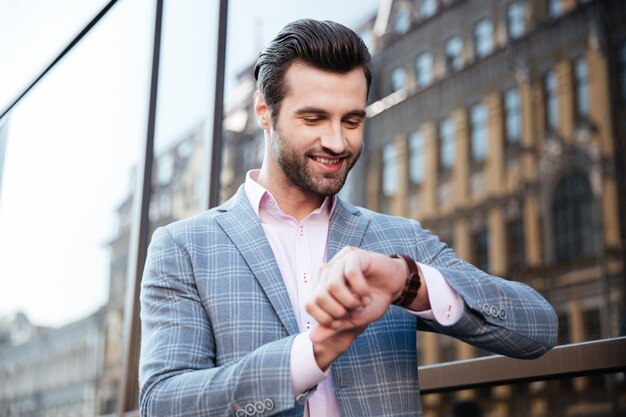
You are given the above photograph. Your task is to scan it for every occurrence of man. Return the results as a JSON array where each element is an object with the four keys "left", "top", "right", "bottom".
[{"left": 139, "top": 19, "right": 557, "bottom": 417}]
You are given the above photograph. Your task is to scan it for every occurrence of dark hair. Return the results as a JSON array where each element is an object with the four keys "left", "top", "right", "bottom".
[{"left": 254, "top": 19, "right": 372, "bottom": 119}]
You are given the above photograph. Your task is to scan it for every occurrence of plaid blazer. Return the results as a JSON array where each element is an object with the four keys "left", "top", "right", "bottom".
[{"left": 139, "top": 186, "right": 557, "bottom": 417}]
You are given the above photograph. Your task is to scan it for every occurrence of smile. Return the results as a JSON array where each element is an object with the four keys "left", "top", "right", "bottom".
[{"left": 312, "top": 156, "right": 341, "bottom": 165}]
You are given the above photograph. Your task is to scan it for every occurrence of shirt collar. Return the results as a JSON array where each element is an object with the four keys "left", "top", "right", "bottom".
[{"left": 244, "top": 169, "right": 336, "bottom": 220}]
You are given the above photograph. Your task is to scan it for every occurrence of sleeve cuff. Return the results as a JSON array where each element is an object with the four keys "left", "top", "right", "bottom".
[
  {"left": 406, "top": 262, "right": 464, "bottom": 326},
  {"left": 290, "top": 332, "right": 328, "bottom": 396}
]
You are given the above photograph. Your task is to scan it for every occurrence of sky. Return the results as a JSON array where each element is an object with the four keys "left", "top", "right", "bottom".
[{"left": 0, "top": 0, "right": 380, "bottom": 328}]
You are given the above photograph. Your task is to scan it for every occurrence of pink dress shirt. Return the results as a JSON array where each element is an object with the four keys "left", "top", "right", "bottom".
[{"left": 244, "top": 170, "right": 462, "bottom": 417}]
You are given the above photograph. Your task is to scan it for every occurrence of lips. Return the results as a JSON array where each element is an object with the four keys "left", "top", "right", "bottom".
[{"left": 309, "top": 155, "right": 345, "bottom": 172}]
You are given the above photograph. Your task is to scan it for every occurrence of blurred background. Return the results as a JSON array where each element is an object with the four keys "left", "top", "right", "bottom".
[{"left": 0, "top": 0, "right": 624, "bottom": 416}]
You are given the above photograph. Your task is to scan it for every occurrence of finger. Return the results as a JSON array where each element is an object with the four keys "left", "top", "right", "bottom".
[
  {"left": 306, "top": 298, "right": 347, "bottom": 326},
  {"left": 309, "top": 320, "right": 359, "bottom": 343},
  {"left": 342, "top": 253, "right": 372, "bottom": 302},
  {"left": 325, "top": 259, "right": 365, "bottom": 310}
]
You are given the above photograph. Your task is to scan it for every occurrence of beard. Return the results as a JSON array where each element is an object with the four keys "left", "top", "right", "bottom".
[{"left": 271, "top": 129, "right": 361, "bottom": 197}]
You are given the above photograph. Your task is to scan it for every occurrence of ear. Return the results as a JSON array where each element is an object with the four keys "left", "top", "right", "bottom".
[{"left": 254, "top": 91, "right": 272, "bottom": 130}]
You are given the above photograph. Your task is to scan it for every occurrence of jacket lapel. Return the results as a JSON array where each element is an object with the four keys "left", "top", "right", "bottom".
[
  {"left": 214, "top": 187, "right": 299, "bottom": 335},
  {"left": 327, "top": 199, "right": 371, "bottom": 259}
]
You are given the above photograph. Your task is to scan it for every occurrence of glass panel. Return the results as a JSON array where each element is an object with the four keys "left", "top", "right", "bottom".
[
  {"left": 575, "top": 58, "right": 589, "bottom": 118},
  {"left": 474, "top": 19, "right": 494, "bottom": 58},
  {"left": 507, "top": 2, "right": 526, "bottom": 39},
  {"left": 445, "top": 36, "right": 464, "bottom": 72},
  {"left": 383, "top": 142, "right": 398, "bottom": 196},
  {"left": 470, "top": 103, "right": 488, "bottom": 163},
  {"left": 440, "top": 118, "right": 455, "bottom": 171},
  {"left": 504, "top": 88, "right": 522, "bottom": 144},
  {"left": 0, "top": 0, "right": 110, "bottom": 111},
  {"left": 416, "top": 52, "right": 434, "bottom": 87},
  {"left": 391, "top": 66, "right": 406, "bottom": 92},
  {"left": 545, "top": 71, "right": 559, "bottom": 131},
  {"left": 0, "top": 1, "right": 153, "bottom": 416},
  {"left": 421, "top": 0, "right": 439, "bottom": 19},
  {"left": 409, "top": 130, "right": 425, "bottom": 184}
]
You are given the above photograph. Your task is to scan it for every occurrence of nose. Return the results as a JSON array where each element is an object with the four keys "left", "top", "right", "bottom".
[{"left": 319, "top": 122, "right": 346, "bottom": 155}]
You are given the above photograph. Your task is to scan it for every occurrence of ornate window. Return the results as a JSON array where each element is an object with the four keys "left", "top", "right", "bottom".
[
  {"left": 506, "top": 218, "right": 525, "bottom": 271},
  {"left": 473, "top": 228, "right": 490, "bottom": 273},
  {"left": 415, "top": 52, "right": 434, "bottom": 87},
  {"left": 507, "top": 2, "right": 526, "bottom": 39},
  {"left": 545, "top": 70, "right": 559, "bottom": 132},
  {"left": 421, "top": 0, "right": 438, "bottom": 19},
  {"left": 382, "top": 142, "right": 398, "bottom": 196},
  {"left": 474, "top": 19, "right": 494, "bottom": 58},
  {"left": 504, "top": 88, "right": 522, "bottom": 145},
  {"left": 553, "top": 171, "right": 597, "bottom": 262},
  {"left": 444, "top": 36, "right": 464, "bottom": 73},
  {"left": 409, "top": 130, "right": 425, "bottom": 184},
  {"left": 390, "top": 66, "right": 406, "bottom": 92},
  {"left": 439, "top": 117, "right": 455, "bottom": 172},
  {"left": 470, "top": 103, "right": 488, "bottom": 163},
  {"left": 574, "top": 58, "right": 589, "bottom": 118}
]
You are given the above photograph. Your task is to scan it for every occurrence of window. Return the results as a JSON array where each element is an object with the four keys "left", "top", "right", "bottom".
[
  {"left": 506, "top": 218, "right": 525, "bottom": 271},
  {"left": 470, "top": 103, "right": 488, "bottom": 163},
  {"left": 473, "top": 228, "right": 490, "bottom": 273},
  {"left": 409, "top": 130, "right": 425, "bottom": 184},
  {"left": 549, "top": 0, "right": 563, "bottom": 18},
  {"left": 439, "top": 118, "right": 455, "bottom": 172},
  {"left": 545, "top": 70, "right": 559, "bottom": 132},
  {"left": 574, "top": 58, "right": 589, "bottom": 118},
  {"left": 504, "top": 88, "right": 521, "bottom": 145},
  {"left": 618, "top": 41, "right": 626, "bottom": 103},
  {"left": 394, "top": 5, "right": 411, "bottom": 34},
  {"left": 415, "top": 52, "right": 434, "bottom": 87},
  {"left": 421, "top": 0, "right": 438, "bottom": 19},
  {"left": 474, "top": 19, "right": 494, "bottom": 58},
  {"left": 383, "top": 142, "right": 398, "bottom": 196},
  {"left": 507, "top": 2, "right": 526, "bottom": 39},
  {"left": 390, "top": 66, "right": 406, "bottom": 92},
  {"left": 444, "top": 36, "right": 464, "bottom": 72},
  {"left": 553, "top": 171, "right": 597, "bottom": 263}
]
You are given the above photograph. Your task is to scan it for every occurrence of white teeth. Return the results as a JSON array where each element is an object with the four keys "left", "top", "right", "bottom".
[{"left": 314, "top": 156, "right": 339, "bottom": 164}]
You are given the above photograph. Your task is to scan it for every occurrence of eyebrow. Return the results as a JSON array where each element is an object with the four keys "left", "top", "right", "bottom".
[{"left": 294, "top": 107, "right": 366, "bottom": 119}]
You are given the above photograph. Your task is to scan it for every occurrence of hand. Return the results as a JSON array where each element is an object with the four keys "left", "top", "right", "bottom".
[{"left": 306, "top": 247, "right": 408, "bottom": 343}]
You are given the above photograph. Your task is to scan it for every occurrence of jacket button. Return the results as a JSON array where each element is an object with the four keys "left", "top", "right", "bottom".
[
  {"left": 245, "top": 404, "right": 256, "bottom": 415},
  {"left": 482, "top": 303, "right": 490, "bottom": 314},
  {"left": 490, "top": 305, "right": 499, "bottom": 317},
  {"left": 236, "top": 410, "right": 247, "bottom": 417},
  {"left": 498, "top": 309, "right": 507, "bottom": 320},
  {"left": 264, "top": 399, "right": 274, "bottom": 411}
]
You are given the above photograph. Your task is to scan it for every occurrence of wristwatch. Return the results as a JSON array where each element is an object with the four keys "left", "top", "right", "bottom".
[{"left": 390, "top": 253, "right": 421, "bottom": 308}]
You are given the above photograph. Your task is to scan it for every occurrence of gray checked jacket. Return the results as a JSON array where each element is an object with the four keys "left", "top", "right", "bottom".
[{"left": 139, "top": 186, "right": 557, "bottom": 417}]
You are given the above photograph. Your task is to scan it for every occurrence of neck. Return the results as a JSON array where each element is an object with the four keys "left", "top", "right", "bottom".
[{"left": 256, "top": 166, "right": 326, "bottom": 222}]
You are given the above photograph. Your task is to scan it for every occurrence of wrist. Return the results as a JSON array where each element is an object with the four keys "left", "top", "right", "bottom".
[{"left": 390, "top": 254, "right": 422, "bottom": 308}]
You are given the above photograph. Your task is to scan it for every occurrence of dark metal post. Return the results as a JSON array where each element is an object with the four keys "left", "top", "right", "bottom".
[
  {"left": 207, "top": 0, "right": 228, "bottom": 208},
  {"left": 117, "top": 0, "right": 163, "bottom": 414}
]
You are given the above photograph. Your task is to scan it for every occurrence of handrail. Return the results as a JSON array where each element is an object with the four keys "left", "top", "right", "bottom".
[{"left": 418, "top": 337, "right": 626, "bottom": 394}]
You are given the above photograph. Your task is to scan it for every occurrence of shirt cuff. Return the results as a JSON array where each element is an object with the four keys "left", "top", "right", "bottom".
[
  {"left": 290, "top": 332, "right": 328, "bottom": 395},
  {"left": 407, "top": 262, "right": 464, "bottom": 326}
]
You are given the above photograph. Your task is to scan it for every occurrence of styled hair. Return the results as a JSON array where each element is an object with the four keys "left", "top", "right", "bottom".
[{"left": 254, "top": 19, "right": 372, "bottom": 119}]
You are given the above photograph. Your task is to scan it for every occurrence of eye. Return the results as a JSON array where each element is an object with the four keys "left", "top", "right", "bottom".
[
  {"left": 343, "top": 118, "right": 363, "bottom": 129},
  {"left": 303, "top": 116, "right": 323, "bottom": 125}
]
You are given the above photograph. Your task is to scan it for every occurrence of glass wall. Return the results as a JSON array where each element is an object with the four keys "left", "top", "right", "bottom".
[
  {"left": 0, "top": 1, "right": 153, "bottom": 415},
  {"left": 1, "top": 1, "right": 624, "bottom": 416}
]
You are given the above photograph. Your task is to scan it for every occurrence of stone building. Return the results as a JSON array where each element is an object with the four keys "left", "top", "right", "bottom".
[{"left": 363, "top": 0, "right": 625, "bottom": 415}]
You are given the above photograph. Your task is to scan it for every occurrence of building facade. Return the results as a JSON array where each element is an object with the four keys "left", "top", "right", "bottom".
[{"left": 363, "top": 0, "right": 625, "bottom": 415}]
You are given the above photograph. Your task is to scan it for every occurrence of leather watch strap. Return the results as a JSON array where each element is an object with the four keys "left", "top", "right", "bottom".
[{"left": 390, "top": 254, "right": 421, "bottom": 308}]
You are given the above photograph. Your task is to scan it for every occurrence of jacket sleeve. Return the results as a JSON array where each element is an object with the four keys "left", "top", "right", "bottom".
[
  {"left": 138, "top": 227, "right": 302, "bottom": 417},
  {"left": 409, "top": 220, "right": 558, "bottom": 359}
]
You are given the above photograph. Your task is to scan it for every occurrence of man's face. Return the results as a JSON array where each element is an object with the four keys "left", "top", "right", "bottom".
[{"left": 262, "top": 62, "right": 367, "bottom": 197}]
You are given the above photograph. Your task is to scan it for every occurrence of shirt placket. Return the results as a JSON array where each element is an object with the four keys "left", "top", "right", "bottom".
[{"left": 294, "top": 221, "right": 316, "bottom": 332}]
